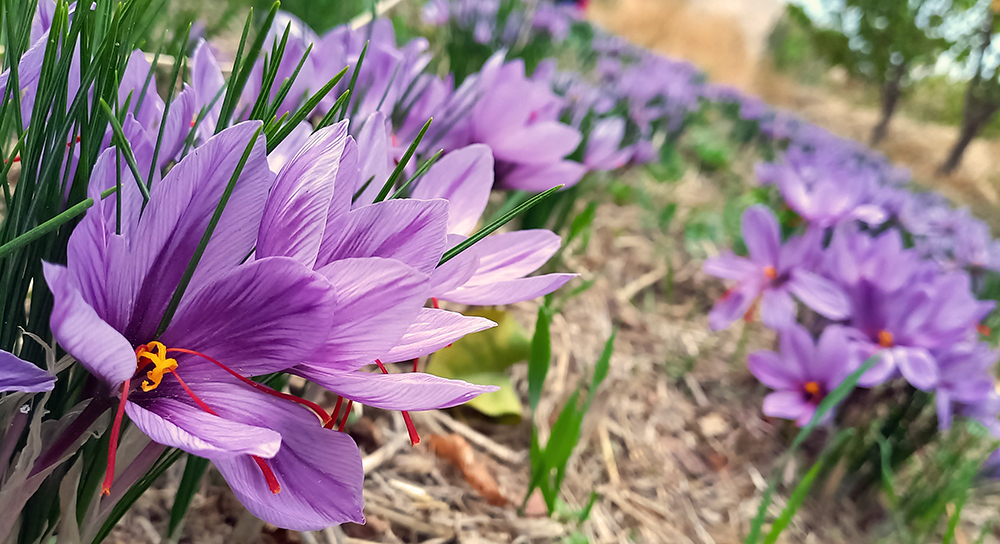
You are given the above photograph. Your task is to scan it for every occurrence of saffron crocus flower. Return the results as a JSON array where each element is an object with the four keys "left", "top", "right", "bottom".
[
  {"left": 933, "top": 342, "right": 997, "bottom": 430},
  {"left": 748, "top": 324, "right": 854, "bottom": 426},
  {"left": 584, "top": 117, "right": 632, "bottom": 171},
  {"left": 704, "top": 205, "right": 850, "bottom": 330},
  {"left": 44, "top": 122, "right": 366, "bottom": 529},
  {"left": 0, "top": 351, "right": 54, "bottom": 393},
  {"left": 255, "top": 122, "right": 499, "bottom": 423}
]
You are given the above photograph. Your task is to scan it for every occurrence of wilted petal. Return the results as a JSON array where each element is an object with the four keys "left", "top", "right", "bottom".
[
  {"left": 43, "top": 263, "right": 136, "bottom": 385},
  {"left": 380, "top": 308, "right": 496, "bottom": 363},
  {"left": 0, "top": 350, "right": 54, "bottom": 393}
]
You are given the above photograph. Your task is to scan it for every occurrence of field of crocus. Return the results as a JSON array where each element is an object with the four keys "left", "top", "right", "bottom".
[{"left": 4, "top": 0, "right": 1000, "bottom": 543}]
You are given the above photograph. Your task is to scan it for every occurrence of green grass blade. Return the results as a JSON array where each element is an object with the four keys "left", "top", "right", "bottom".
[
  {"left": 0, "top": 197, "right": 95, "bottom": 261},
  {"left": 153, "top": 125, "right": 263, "bottom": 339},
  {"left": 90, "top": 449, "right": 184, "bottom": 544},
  {"left": 167, "top": 455, "right": 210, "bottom": 539},
  {"left": 439, "top": 185, "right": 563, "bottom": 266},
  {"left": 390, "top": 149, "right": 442, "bottom": 199},
  {"left": 527, "top": 306, "right": 552, "bottom": 413},
  {"left": 99, "top": 99, "right": 150, "bottom": 205},
  {"left": 265, "top": 67, "right": 347, "bottom": 152},
  {"left": 339, "top": 41, "right": 368, "bottom": 121},
  {"left": 372, "top": 118, "right": 431, "bottom": 203}
]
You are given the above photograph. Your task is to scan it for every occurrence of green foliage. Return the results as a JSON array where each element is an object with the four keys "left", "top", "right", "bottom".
[{"left": 525, "top": 331, "right": 616, "bottom": 516}]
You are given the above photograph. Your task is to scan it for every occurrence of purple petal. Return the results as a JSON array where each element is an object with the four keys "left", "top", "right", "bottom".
[
  {"left": 748, "top": 350, "right": 799, "bottom": 390},
  {"left": 786, "top": 270, "right": 850, "bottom": 320},
  {"left": 352, "top": 112, "right": 391, "bottom": 207},
  {"left": 313, "top": 258, "right": 430, "bottom": 370},
  {"left": 410, "top": 144, "right": 493, "bottom": 235},
  {"left": 158, "top": 85, "right": 197, "bottom": 168},
  {"left": 708, "top": 286, "right": 754, "bottom": 330},
  {"left": 762, "top": 391, "right": 809, "bottom": 421},
  {"left": 428, "top": 239, "right": 480, "bottom": 293},
  {"left": 779, "top": 323, "right": 815, "bottom": 375},
  {"left": 380, "top": 308, "right": 496, "bottom": 363},
  {"left": 896, "top": 347, "right": 939, "bottom": 391},
  {"left": 498, "top": 160, "right": 586, "bottom": 192},
  {"left": 43, "top": 263, "right": 136, "bottom": 385},
  {"left": 266, "top": 122, "right": 313, "bottom": 173},
  {"left": 0, "top": 350, "right": 54, "bottom": 393},
  {"left": 259, "top": 122, "right": 349, "bottom": 268},
  {"left": 126, "top": 387, "right": 281, "bottom": 459},
  {"left": 212, "top": 398, "right": 365, "bottom": 529},
  {"left": 191, "top": 40, "right": 225, "bottom": 139},
  {"left": 316, "top": 199, "right": 448, "bottom": 274},
  {"left": 741, "top": 205, "right": 780, "bottom": 267},
  {"left": 703, "top": 253, "right": 758, "bottom": 280},
  {"left": 124, "top": 122, "right": 273, "bottom": 341},
  {"left": 162, "top": 257, "right": 338, "bottom": 377},
  {"left": 760, "top": 288, "right": 796, "bottom": 330},
  {"left": 458, "top": 229, "right": 561, "bottom": 284},
  {"left": 294, "top": 368, "right": 496, "bottom": 410},
  {"left": 440, "top": 274, "right": 575, "bottom": 305},
  {"left": 857, "top": 347, "right": 898, "bottom": 388},
  {"left": 814, "top": 325, "right": 853, "bottom": 384},
  {"left": 490, "top": 121, "right": 582, "bottom": 165}
]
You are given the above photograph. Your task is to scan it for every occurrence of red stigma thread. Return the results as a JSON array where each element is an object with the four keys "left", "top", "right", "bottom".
[
  {"left": 375, "top": 359, "right": 420, "bottom": 446},
  {"left": 337, "top": 400, "right": 354, "bottom": 432},
  {"left": 103, "top": 379, "right": 132, "bottom": 495},
  {"left": 167, "top": 348, "right": 331, "bottom": 426},
  {"left": 169, "top": 369, "right": 280, "bottom": 494},
  {"left": 325, "top": 396, "right": 345, "bottom": 430}
]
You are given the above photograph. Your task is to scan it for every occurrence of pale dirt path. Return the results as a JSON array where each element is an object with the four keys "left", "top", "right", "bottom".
[{"left": 589, "top": 0, "right": 1000, "bottom": 224}]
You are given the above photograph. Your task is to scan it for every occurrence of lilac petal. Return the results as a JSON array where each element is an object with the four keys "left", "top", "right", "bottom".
[
  {"left": 191, "top": 40, "right": 225, "bottom": 138},
  {"left": 162, "top": 257, "right": 338, "bottom": 377},
  {"left": 428, "top": 239, "right": 480, "bottom": 293},
  {"left": 43, "top": 263, "right": 136, "bottom": 385},
  {"left": 212, "top": 399, "right": 364, "bottom": 530},
  {"left": 498, "top": 160, "right": 586, "bottom": 192},
  {"left": 857, "top": 347, "right": 898, "bottom": 388},
  {"left": 258, "top": 122, "right": 349, "bottom": 268},
  {"left": 896, "top": 347, "right": 939, "bottom": 391},
  {"left": 814, "top": 325, "right": 853, "bottom": 384},
  {"left": 159, "top": 85, "right": 197, "bottom": 167},
  {"left": 440, "top": 274, "right": 575, "bottom": 306},
  {"left": 741, "top": 205, "right": 780, "bottom": 267},
  {"left": 126, "top": 394, "right": 281, "bottom": 459},
  {"left": 380, "top": 308, "right": 496, "bottom": 363},
  {"left": 786, "top": 270, "right": 850, "bottom": 320},
  {"left": 352, "top": 112, "right": 390, "bottom": 207},
  {"left": 762, "top": 391, "right": 808, "bottom": 421},
  {"left": 294, "top": 368, "right": 496, "bottom": 410},
  {"left": 708, "top": 287, "right": 754, "bottom": 331},
  {"left": 125, "top": 122, "right": 273, "bottom": 341},
  {"left": 937, "top": 390, "right": 953, "bottom": 431},
  {"left": 779, "top": 323, "right": 815, "bottom": 375},
  {"left": 748, "top": 350, "right": 799, "bottom": 390},
  {"left": 491, "top": 121, "right": 582, "bottom": 165},
  {"left": 0, "top": 350, "right": 54, "bottom": 393},
  {"left": 459, "top": 229, "right": 561, "bottom": 284},
  {"left": 329, "top": 136, "right": 360, "bottom": 220},
  {"left": 410, "top": 144, "right": 493, "bottom": 235},
  {"left": 850, "top": 205, "right": 888, "bottom": 227},
  {"left": 703, "top": 253, "right": 757, "bottom": 280},
  {"left": 314, "top": 258, "right": 430, "bottom": 370},
  {"left": 266, "top": 122, "right": 313, "bottom": 173},
  {"left": 760, "top": 288, "right": 796, "bottom": 330},
  {"left": 316, "top": 199, "right": 448, "bottom": 274}
]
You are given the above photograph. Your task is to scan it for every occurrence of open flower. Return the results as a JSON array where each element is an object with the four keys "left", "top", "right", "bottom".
[
  {"left": 704, "top": 205, "right": 849, "bottom": 330},
  {"left": 44, "top": 122, "right": 365, "bottom": 529},
  {"left": 749, "top": 324, "right": 855, "bottom": 426},
  {"left": 0, "top": 350, "right": 54, "bottom": 393}
]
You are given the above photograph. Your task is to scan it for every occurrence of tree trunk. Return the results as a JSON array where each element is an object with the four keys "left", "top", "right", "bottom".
[
  {"left": 938, "top": 86, "right": 1000, "bottom": 175},
  {"left": 870, "top": 63, "right": 907, "bottom": 146}
]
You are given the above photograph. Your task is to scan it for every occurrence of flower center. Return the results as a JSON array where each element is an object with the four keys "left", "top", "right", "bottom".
[
  {"left": 803, "top": 381, "right": 824, "bottom": 404},
  {"left": 135, "top": 341, "right": 178, "bottom": 392},
  {"left": 877, "top": 330, "right": 894, "bottom": 348},
  {"left": 763, "top": 266, "right": 778, "bottom": 280}
]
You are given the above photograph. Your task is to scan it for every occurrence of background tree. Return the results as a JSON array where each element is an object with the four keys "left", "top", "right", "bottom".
[
  {"left": 788, "top": 0, "right": 958, "bottom": 145},
  {"left": 940, "top": 3, "right": 1000, "bottom": 174}
]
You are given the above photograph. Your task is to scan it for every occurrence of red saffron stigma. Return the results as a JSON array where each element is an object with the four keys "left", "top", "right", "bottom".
[
  {"left": 431, "top": 297, "right": 440, "bottom": 309},
  {"left": 412, "top": 358, "right": 419, "bottom": 373},
  {"left": 167, "top": 348, "right": 331, "bottom": 426},
  {"left": 374, "top": 359, "right": 420, "bottom": 446},
  {"left": 325, "top": 396, "right": 344, "bottom": 430},
  {"left": 252, "top": 455, "right": 281, "bottom": 494},
  {"left": 103, "top": 379, "right": 131, "bottom": 495},
  {"left": 170, "top": 368, "right": 281, "bottom": 494},
  {"left": 337, "top": 400, "right": 354, "bottom": 432}
]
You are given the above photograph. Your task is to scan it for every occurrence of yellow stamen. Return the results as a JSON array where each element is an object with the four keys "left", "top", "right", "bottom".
[
  {"left": 804, "top": 381, "right": 821, "bottom": 396},
  {"left": 136, "top": 341, "right": 178, "bottom": 392},
  {"left": 763, "top": 266, "right": 777, "bottom": 280},
  {"left": 877, "top": 330, "right": 894, "bottom": 348}
]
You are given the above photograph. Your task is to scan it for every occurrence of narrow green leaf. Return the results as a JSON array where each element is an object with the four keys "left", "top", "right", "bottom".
[
  {"left": 0, "top": 197, "right": 95, "bottom": 261},
  {"left": 583, "top": 329, "right": 616, "bottom": 411},
  {"left": 317, "top": 88, "right": 350, "bottom": 130},
  {"left": 216, "top": 3, "right": 279, "bottom": 132},
  {"left": 339, "top": 41, "right": 368, "bottom": 121},
  {"left": 154, "top": 125, "right": 264, "bottom": 339},
  {"left": 168, "top": 455, "right": 210, "bottom": 538},
  {"left": 265, "top": 67, "right": 347, "bottom": 152},
  {"left": 373, "top": 118, "right": 432, "bottom": 203},
  {"left": 99, "top": 99, "right": 150, "bottom": 204},
  {"left": 146, "top": 23, "right": 191, "bottom": 187},
  {"left": 439, "top": 186, "right": 563, "bottom": 266},
  {"left": 391, "top": 149, "right": 443, "bottom": 199},
  {"left": 527, "top": 306, "right": 552, "bottom": 413}
]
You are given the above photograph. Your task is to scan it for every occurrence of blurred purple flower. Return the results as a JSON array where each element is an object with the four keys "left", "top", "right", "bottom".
[{"left": 0, "top": 351, "right": 54, "bottom": 393}]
